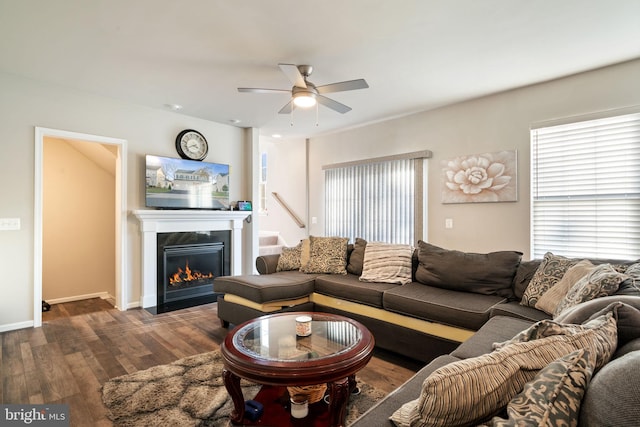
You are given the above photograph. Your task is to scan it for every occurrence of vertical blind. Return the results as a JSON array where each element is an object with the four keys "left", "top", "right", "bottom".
[
  {"left": 531, "top": 111, "right": 640, "bottom": 260},
  {"left": 325, "top": 158, "right": 415, "bottom": 244}
]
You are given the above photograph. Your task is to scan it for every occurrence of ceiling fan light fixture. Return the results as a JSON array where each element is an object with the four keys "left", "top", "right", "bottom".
[{"left": 293, "top": 91, "right": 317, "bottom": 108}]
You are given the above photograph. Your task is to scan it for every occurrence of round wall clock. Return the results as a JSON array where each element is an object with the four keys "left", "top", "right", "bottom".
[{"left": 175, "top": 129, "right": 208, "bottom": 161}]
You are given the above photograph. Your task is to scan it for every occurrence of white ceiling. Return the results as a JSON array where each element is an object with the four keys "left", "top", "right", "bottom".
[{"left": 1, "top": 0, "right": 639, "bottom": 140}]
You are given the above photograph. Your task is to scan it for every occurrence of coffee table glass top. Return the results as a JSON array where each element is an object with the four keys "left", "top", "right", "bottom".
[{"left": 232, "top": 313, "right": 362, "bottom": 362}]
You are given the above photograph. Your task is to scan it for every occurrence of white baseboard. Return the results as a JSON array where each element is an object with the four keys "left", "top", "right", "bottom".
[
  {"left": 44, "top": 291, "right": 113, "bottom": 305},
  {"left": 0, "top": 320, "right": 34, "bottom": 333},
  {"left": 126, "top": 301, "right": 141, "bottom": 309}
]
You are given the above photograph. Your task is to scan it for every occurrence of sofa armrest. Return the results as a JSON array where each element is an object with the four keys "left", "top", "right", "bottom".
[{"left": 256, "top": 254, "right": 280, "bottom": 274}]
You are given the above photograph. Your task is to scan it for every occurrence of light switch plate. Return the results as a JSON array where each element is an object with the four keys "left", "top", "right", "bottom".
[{"left": 0, "top": 218, "right": 21, "bottom": 230}]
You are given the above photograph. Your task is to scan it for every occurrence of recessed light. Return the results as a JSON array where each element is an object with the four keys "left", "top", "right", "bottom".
[
  {"left": 229, "top": 119, "right": 241, "bottom": 124},
  {"left": 272, "top": 134, "right": 282, "bottom": 138},
  {"left": 164, "top": 103, "right": 183, "bottom": 111}
]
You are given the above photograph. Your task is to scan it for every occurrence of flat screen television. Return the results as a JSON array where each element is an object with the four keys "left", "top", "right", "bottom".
[{"left": 145, "top": 154, "right": 230, "bottom": 210}]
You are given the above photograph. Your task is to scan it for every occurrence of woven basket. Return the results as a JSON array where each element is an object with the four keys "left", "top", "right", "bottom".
[{"left": 287, "top": 383, "right": 328, "bottom": 404}]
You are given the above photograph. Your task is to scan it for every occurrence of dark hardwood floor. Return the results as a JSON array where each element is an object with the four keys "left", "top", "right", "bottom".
[{"left": 2, "top": 299, "right": 422, "bottom": 426}]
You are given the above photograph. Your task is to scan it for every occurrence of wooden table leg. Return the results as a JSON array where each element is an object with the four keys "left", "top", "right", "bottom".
[
  {"left": 328, "top": 377, "right": 350, "bottom": 427},
  {"left": 222, "top": 369, "right": 245, "bottom": 424}
]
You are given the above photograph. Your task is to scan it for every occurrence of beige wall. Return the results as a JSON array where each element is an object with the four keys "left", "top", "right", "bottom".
[
  {"left": 0, "top": 71, "right": 247, "bottom": 330},
  {"left": 43, "top": 137, "right": 116, "bottom": 301},
  {"left": 268, "top": 59, "right": 640, "bottom": 260}
]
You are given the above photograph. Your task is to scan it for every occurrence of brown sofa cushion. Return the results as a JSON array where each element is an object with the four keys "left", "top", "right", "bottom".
[
  {"left": 512, "top": 259, "right": 541, "bottom": 301},
  {"left": 415, "top": 241, "right": 522, "bottom": 298},
  {"left": 346, "top": 237, "right": 367, "bottom": 275}
]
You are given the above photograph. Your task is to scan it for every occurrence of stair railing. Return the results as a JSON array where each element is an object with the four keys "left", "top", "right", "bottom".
[{"left": 271, "top": 192, "right": 306, "bottom": 228}]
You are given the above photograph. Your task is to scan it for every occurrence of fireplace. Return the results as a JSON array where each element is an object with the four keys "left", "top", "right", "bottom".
[
  {"left": 156, "top": 231, "right": 230, "bottom": 312},
  {"left": 132, "top": 209, "right": 252, "bottom": 314}
]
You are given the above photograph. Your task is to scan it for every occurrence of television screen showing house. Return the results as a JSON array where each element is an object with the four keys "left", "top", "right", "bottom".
[{"left": 145, "top": 155, "right": 230, "bottom": 210}]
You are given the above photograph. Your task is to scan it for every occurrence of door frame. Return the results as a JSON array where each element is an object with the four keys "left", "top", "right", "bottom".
[{"left": 34, "top": 127, "right": 127, "bottom": 327}]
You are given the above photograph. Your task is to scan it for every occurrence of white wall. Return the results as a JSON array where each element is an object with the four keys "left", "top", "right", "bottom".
[
  {"left": 259, "top": 137, "right": 309, "bottom": 246},
  {"left": 269, "top": 59, "right": 640, "bottom": 259},
  {"left": 0, "top": 71, "right": 247, "bottom": 330}
]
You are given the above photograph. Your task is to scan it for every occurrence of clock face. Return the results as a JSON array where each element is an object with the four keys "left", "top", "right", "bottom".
[{"left": 176, "top": 129, "right": 208, "bottom": 160}]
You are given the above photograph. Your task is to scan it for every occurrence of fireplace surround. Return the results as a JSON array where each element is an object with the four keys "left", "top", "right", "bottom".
[{"left": 132, "top": 210, "right": 251, "bottom": 313}]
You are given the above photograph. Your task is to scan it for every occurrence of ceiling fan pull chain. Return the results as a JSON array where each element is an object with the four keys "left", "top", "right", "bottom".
[
  {"left": 290, "top": 106, "right": 294, "bottom": 127},
  {"left": 316, "top": 102, "right": 319, "bottom": 126}
]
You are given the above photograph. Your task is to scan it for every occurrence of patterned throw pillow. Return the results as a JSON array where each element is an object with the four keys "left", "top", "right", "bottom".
[
  {"left": 535, "top": 260, "right": 595, "bottom": 315},
  {"left": 493, "top": 310, "right": 617, "bottom": 351},
  {"left": 359, "top": 242, "right": 413, "bottom": 285},
  {"left": 616, "top": 262, "right": 640, "bottom": 296},
  {"left": 554, "top": 264, "right": 629, "bottom": 317},
  {"left": 275, "top": 242, "right": 303, "bottom": 272},
  {"left": 521, "top": 252, "right": 580, "bottom": 308},
  {"left": 483, "top": 349, "right": 597, "bottom": 427},
  {"left": 300, "top": 236, "right": 348, "bottom": 274},
  {"left": 389, "top": 312, "right": 617, "bottom": 427}
]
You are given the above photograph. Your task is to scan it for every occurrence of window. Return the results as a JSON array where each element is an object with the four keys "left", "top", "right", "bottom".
[
  {"left": 531, "top": 111, "right": 640, "bottom": 260},
  {"left": 259, "top": 152, "right": 267, "bottom": 213},
  {"left": 324, "top": 151, "right": 430, "bottom": 245}
]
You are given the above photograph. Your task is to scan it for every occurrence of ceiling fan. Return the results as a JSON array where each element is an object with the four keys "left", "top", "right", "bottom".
[{"left": 238, "top": 64, "right": 369, "bottom": 114}]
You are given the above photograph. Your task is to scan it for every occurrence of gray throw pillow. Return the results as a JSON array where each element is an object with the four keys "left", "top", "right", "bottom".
[{"left": 415, "top": 241, "right": 521, "bottom": 298}]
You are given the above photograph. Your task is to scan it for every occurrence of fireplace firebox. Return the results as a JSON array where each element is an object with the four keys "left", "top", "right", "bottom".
[{"left": 154, "top": 230, "right": 230, "bottom": 313}]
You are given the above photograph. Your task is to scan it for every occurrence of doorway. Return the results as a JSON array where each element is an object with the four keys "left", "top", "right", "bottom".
[{"left": 34, "top": 127, "right": 127, "bottom": 327}]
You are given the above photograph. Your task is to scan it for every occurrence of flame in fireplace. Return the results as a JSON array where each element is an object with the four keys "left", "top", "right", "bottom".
[{"left": 169, "top": 260, "right": 213, "bottom": 285}]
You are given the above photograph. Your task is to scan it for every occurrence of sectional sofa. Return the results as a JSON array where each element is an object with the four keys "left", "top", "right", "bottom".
[
  {"left": 214, "top": 237, "right": 637, "bottom": 363},
  {"left": 352, "top": 296, "right": 640, "bottom": 426}
]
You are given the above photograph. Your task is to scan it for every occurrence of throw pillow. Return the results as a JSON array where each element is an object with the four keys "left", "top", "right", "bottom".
[
  {"left": 579, "top": 350, "right": 640, "bottom": 426},
  {"left": 493, "top": 308, "right": 618, "bottom": 351},
  {"left": 300, "top": 236, "right": 348, "bottom": 274},
  {"left": 554, "top": 264, "right": 629, "bottom": 317},
  {"left": 535, "top": 260, "right": 595, "bottom": 315},
  {"left": 275, "top": 242, "right": 302, "bottom": 272},
  {"left": 483, "top": 349, "right": 597, "bottom": 427},
  {"left": 521, "top": 252, "right": 580, "bottom": 308},
  {"left": 616, "top": 262, "right": 640, "bottom": 296},
  {"left": 389, "top": 312, "right": 617, "bottom": 427},
  {"left": 300, "top": 238, "right": 311, "bottom": 270},
  {"left": 414, "top": 241, "right": 522, "bottom": 298},
  {"left": 346, "top": 238, "right": 367, "bottom": 275},
  {"left": 565, "top": 301, "right": 640, "bottom": 349},
  {"left": 359, "top": 242, "right": 413, "bottom": 285}
]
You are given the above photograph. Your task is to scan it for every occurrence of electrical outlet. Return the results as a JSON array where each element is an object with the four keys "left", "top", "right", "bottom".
[{"left": 0, "top": 218, "right": 21, "bottom": 230}]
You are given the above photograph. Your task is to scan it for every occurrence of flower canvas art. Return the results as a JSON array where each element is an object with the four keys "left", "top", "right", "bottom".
[{"left": 442, "top": 150, "right": 517, "bottom": 203}]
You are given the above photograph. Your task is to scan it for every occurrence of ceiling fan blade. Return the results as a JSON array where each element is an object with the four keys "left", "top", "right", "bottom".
[
  {"left": 278, "top": 63, "right": 307, "bottom": 88},
  {"left": 316, "top": 79, "right": 369, "bottom": 94},
  {"left": 238, "top": 87, "right": 290, "bottom": 94},
  {"left": 317, "top": 95, "right": 352, "bottom": 114},
  {"left": 278, "top": 100, "right": 295, "bottom": 114}
]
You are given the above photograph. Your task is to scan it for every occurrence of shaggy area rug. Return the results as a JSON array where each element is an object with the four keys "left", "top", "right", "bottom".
[{"left": 101, "top": 350, "right": 385, "bottom": 426}]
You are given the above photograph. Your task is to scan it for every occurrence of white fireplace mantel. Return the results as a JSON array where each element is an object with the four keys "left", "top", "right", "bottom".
[{"left": 132, "top": 209, "right": 251, "bottom": 308}]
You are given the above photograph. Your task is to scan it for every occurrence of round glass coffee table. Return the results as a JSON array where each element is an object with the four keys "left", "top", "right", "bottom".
[{"left": 221, "top": 312, "right": 375, "bottom": 427}]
